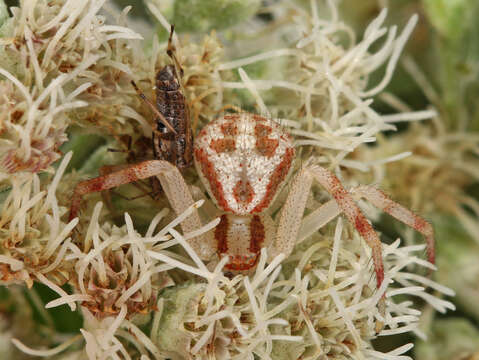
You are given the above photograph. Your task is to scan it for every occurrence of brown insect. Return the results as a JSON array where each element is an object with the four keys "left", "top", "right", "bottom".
[
  {"left": 69, "top": 25, "right": 193, "bottom": 221},
  {"left": 130, "top": 25, "right": 193, "bottom": 170}
]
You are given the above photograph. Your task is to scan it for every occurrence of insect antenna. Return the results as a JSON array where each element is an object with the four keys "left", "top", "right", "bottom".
[{"left": 166, "top": 25, "right": 184, "bottom": 78}]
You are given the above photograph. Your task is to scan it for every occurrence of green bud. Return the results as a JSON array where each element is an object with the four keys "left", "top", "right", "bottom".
[{"left": 153, "top": 283, "right": 206, "bottom": 357}]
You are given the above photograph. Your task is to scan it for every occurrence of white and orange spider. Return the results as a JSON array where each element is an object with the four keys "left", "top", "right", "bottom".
[{"left": 70, "top": 112, "right": 434, "bottom": 289}]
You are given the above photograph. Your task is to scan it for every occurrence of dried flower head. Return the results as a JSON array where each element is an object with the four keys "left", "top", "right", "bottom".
[
  {"left": 0, "top": 0, "right": 147, "bottom": 176},
  {"left": 0, "top": 153, "right": 76, "bottom": 287},
  {"left": 66, "top": 203, "right": 174, "bottom": 319}
]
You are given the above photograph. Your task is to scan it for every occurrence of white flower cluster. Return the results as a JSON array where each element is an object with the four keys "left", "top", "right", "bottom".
[
  {"left": 0, "top": 0, "right": 143, "bottom": 175},
  {"left": 149, "top": 218, "right": 454, "bottom": 360}
]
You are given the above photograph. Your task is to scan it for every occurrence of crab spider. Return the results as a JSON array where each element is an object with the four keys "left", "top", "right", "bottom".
[{"left": 70, "top": 112, "right": 434, "bottom": 289}]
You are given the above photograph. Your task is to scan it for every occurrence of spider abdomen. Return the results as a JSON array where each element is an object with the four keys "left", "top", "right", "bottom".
[{"left": 194, "top": 113, "right": 295, "bottom": 215}]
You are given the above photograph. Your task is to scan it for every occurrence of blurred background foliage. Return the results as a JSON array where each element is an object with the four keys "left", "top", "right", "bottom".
[
  {"left": 344, "top": 2, "right": 479, "bottom": 358},
  {"left": 1, "top": 0, "right": 478, "bottom": 359}
]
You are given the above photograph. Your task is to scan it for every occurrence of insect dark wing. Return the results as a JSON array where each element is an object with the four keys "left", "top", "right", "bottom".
[{"left": 154, "top": 64, "right": 192, "bottom": 170}]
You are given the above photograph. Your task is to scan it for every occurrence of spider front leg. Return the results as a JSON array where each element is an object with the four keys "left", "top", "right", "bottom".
[
  {"left": 274, "top": 164, "right": 436, "bottom": 290},
  {"left": 351, "top": 185, "right": 435, "bottom": 265},
  {"left": 309, "top": 165, "right": 387, "bottom": 288},
  {"left": 69, "top": 160, "right": 215, "bottom": 259},
  {"left": 297, "top": 185, "right": 435, "bottom": 266}
]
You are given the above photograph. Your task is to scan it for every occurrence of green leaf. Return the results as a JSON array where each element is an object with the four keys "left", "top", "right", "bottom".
[{"left": 150, "top": 0, "right": 261, "bottom": 33}]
